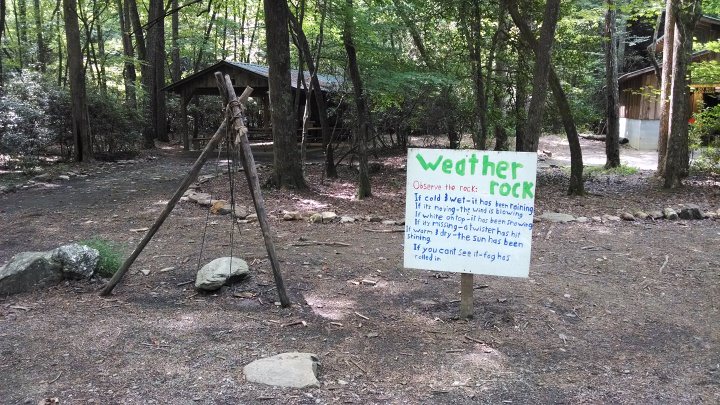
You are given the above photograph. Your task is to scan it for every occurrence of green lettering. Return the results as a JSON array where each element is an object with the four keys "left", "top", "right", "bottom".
[
  {"left": 523, "top": 182, "right": 534, "bottom": 199},
  {"left": 511, "top": 162, "right": 524, "bottom": 180},
  {"left": 442, "top": 159, "right": 453, "bottom": 174},
  {"left": 490, "top": 180, "right": 499, "bottom": 195},
  {"left": 496, "top": 161, "right": 509, "bottom": 179},
  {"left": 512, "top": 182, "right": 521, "bottom": 198},
  {"left": 455, "top": 158, "right": 466, "bottom": 176},
  {"left": 482, "top": 155, "right": 495, "bottom": 176},
  {"left": 416, "top": 154, "right": 443, "bottom": 171},
  {"left": 500, "top": 183, "right": 511, "bottom": 196},
  {"left": 469, "top": 154, "right": 479, "bottom": 175}
]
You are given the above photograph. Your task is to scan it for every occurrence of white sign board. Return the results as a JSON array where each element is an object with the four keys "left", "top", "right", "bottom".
[{"left": 403, "top": 148, "right": 537, "bottom": 278}]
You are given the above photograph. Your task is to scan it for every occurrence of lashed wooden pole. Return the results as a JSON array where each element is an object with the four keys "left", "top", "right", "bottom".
[
  {"left": 215, "top": 72, "right": 290, "bottom": 307},
  {"left": 99, "top": 87, "right": 253, "bottom": 296}
]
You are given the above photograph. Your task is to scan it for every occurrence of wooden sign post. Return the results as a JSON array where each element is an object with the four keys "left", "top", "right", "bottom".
[{"left": 403, "top": 148, "right": 538, "bottom": 319}]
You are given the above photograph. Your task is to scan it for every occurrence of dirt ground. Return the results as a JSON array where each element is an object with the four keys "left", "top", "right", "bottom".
[{"left": 1, "top": 137, "right": 719, "bottom": 404}]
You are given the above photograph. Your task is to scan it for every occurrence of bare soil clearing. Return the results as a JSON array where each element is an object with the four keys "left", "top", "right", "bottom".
[{"left": 1, "top": 138, "right": 719, "bottom": 404}]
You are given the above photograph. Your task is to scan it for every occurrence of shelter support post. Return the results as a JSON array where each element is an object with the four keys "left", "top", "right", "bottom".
[{"left": 181, "top": 92, "right": 191, "bottom": 151}]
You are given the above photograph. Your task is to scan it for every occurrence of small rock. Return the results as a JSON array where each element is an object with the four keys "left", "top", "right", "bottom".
[
  {"left": 539, "top": 212, "right": 575, "bottom": 223},
  {"left": 649, "top": 210, "right": 664, "bottom": 220},
  {"left": 678, "top": 204, "right": 703, "bottom": 220},
  {"left": 309, "top": 213, "right": 323, "bottom": 223},
  {"left": 246, "top": 213, "right": 258, "bottom": 222},
  {"left": 634, "top": 211, "right": 649, "bottom": 220},
  {"left": 591, "top": 216, "right": 603, "bottom": 222},
  {"left": 381, "top": 220, "right": 397, "bottom": 225},
  {"left": 243, "top": 352, "right": 319, "bottom": 388},
  {"left": 603, "top": 214, "right": 621, "bottom": 222},
  {"left": 140, "top": 269, "right": 151, "bottom": 276},
  {"left": 57, "top": 175, "right": 70, "bottom": 181},
  {"left": 620, "top": 213, "right": 635, "bottom": 221},
  {"left": 234, "top": 205, "right": 248, "bottom": 219},
  {"left": 663, "top": 208, "right": 678, "bottom": 220},
  {"left": 210, "top": 200, "right": 232, "bottom": 215},
  {"left": 320, "top": 211, "right": 337, "bottom": 221},
  {"left": 33, "top": 173, "right": 52, "bottom": 181},
  {"left": 366, "top": 215, "right": 383, "bottom": 222},
  {"left": 53, "top": 243, "right": 100, "bottom": 279},
  {"left": 340, "top": 216, "right": 356, "bottom": 223},
  {"left": 576, "top": 216, "right": 588, "bottom": 223},
  {"left": 282, "top": 211, "right": 302, "bottom": 221},
  {"left": 706, "top": 212, "right": 717, "bottom": 220},
  {"left": 195, "top": 257, "right": 250, "bottom": 291}
]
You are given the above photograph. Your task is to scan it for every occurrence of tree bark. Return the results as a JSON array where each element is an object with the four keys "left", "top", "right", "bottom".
[
  {"left": 264, "top": 0, "right": 306, "bottom": 189},
  {"left": 492, "top": 4, "right": 510, "bottom": 151},
  {"left": 522, "top": 0, "right": 561, "bottom": 152},
  {"left": 147, "top": 0, "right": 167, "bottom": 143},
  {"left": 458, "top": 1, "right": 488, "bottom": 149},
  {"left": 63, "top": 0, "right": 92, "bottom": 161},
  {"left": 343, "top": 0, "right": 371, "bottom": 199},
  {"left": 32, "top": 0, "right": 46, "bottom": 71},
  {"left": 657, "top": 0, "right": 676, "bottom": 175},
  {"left": 604, "top": 0, "right": 620, "bottom": 168},
  {"left": 171, "top": 0, "right": 181, "bottom": 82},
  {"left": 507, "top": 0, "right": 584, "bottom": 195},
  {"left": 0, "top": 0, "right": 5, "bottom": 86},
  {"left": 514, "top": 41, "right": 528, "bottom": 151},
  {"left": 118, "top": 0, "right": 137, "bottom": 108},
  {"left": 288, "top": 9, "right": 336, "bottom": 178},
  {"left": 663, "top": 0, "right": 701, "bottom": 188}
]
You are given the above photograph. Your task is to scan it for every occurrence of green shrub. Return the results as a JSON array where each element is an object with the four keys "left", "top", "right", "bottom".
[
  {"left": 80, "top": 238, "right": 124, "bottom": 278},
  {"left": 583, "top": 164, "right": 638, "bottom": 178}
]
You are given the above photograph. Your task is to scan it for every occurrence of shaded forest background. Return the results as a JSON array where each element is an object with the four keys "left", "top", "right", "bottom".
[{"left": 0, "top": 0, "right": 719, "bottom": 190}]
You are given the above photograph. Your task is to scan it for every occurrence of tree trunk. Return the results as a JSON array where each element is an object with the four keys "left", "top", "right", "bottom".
[
  {"left": 1, "top": 0, "right": 5, "bottom": 86},
  {"left": 343, "top": 0, "right": 371, "bottom": 199},
  {"left": 171, "top": 0, "right": 181, "bottom": 82},
  {"left": 492, "top": 4, "right": 510, "bottom": 151},
  {"left": 96, "top": 8, "right": 107, "bottom": 96},
  {"left": 507, "top": 0, "right": 584, "bottom": 195},
  {"left": 288, "top": 9, "right": 336, "bottom": 178},
  {"left": 32, "top": 0, "right": 45, "bottom": 71},
  {"left": 63, "top": 0, "right": 92, "bottom": 161},
  {"left": 458, "top": 1, "right": 488, "bottom": 149},
  {"left": 15, "top": 0, "right": 26, "bottom": 68},
  {"left": 657, "top": 0, "right": 675, "bottom": 175},
  {"left": 514, "top": 41, "right": 528, "bottom": 151},
  {"left": 663, "top": 0, "right": 701, "bottom": 188},
  {"left": 147, "top": 0, "right": 167, "bottom": 143},
  {"left": 522, "top": 0, "right": 561, "bottom": 152},
  {"left": 118, "top": 0, "right": 137, "bottom": 108},
  {"left": 264, "top": 0, "right": 306, "bottom": 189},
  {"left": 604, "top": 0, "right": 620, "bottom": 168}
]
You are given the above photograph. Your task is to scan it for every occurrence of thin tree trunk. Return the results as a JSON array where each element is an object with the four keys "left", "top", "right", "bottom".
[
  {"left": 194, "top": 8, "right": 217, "bottom": 70},
  {"left": 247, "top": 3, "right": 260, "bottom": 63},
  {"left": 458, "top": 1, "right": 488, "bottom": 149},
  {"left": 507, "top": 0, "right": 584, "bottom": 195},
  {"left": 264, "top": 0, "right": 306, "bottom": 188},
  {"left": 664, "top": 0, "right": 701, "bottom": 188},
  {"left": 14, "top": 0, "right": 25, "bottom": 68},
  {"left": 147, "top": 0, "right": 167, "bottom": 143},
  {"left": 119, "top": 0, "right": 137, "bottom": 108},
  {"left": 288, "top": 8, "right": 336, "bottom": 178},
  {"left": 96, "top": 9, "right": 107, "bottom": 95},
  {"left": 605, "top": 0, "right": 620, "bottom": 168},
  {"left": 63, "top": 0, "right": 92, "bottom": 161},
  {"left": 657, "top": 0, "right": 675, "bottom": 175},
  {"left": 0, "top": 0, "right": 6, "bottom": 86},
  {"left": 32, "top": 0, "right": 45, "bottom": 71},
  {"left": 343, "top": 0, "right": 371, "bottom": 199},
  {"left": 171, "top": 0, "right": 180, "bottom": 81},
  {"left": 492, "top": 4, "right": 510, "bottom": 151},
  {"left": 522, "top": 0, "right": 561, "bottom": 152},
  {"left": 514, "top": 41, "right": 528, "bottom": 151}
]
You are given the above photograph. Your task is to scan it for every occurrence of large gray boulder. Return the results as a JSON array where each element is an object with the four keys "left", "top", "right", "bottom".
[
  {"left": 0, "top": 252, "right": 63, "bottom": 295},
  {"left": 243, "top": 352, "right": 320, "bottom": 388},
  {"left": 195, "top": 257, "right": 249, "bottom": 291},
  {"left": 539, "top": 212, "right": 576, "bottom": 223},
  {"left": 52, "top": 244, "right": 100, "bottom": 279}
]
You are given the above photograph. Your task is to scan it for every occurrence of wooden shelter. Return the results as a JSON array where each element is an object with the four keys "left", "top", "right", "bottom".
[
  {"left": 163, "top": 60, "right": 343, "bottom": 150},
  {"left": 618, "top": 15, "right": 720, "bottom": 150}
]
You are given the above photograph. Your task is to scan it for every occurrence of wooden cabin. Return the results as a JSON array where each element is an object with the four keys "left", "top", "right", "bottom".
[
  {"left": 618, "top": 15, "right": 720, "bottom": 150},
  {"left": 163, "top": 60, "right": 343, "bottom": 150}
]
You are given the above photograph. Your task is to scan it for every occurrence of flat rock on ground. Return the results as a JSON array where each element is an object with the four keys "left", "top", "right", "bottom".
[
  {"left": 0, "top": 252, "right": 63, "bottom": 295},
  {"left": 539, "top": 212, "right": 575, "bottom": 223},
  {"left": 243, "top": 352, "right": 319, "bottom": 388},
  {"left": 195, "top": 257, "right": 249, "bottom": 291}
]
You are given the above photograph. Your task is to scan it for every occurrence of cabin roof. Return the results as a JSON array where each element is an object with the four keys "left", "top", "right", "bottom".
[
  {"left": 163, "top": 60, "right": 343, "bottom": 95},
  {"left": 618, "top": 50, "right": 716, "bottom": 83}
]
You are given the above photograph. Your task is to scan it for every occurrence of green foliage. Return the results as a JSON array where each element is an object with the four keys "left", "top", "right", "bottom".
[
  {"left": 583, "top": 164, "right": 639, "bottom": 178},
  {"left": 80, "top": 238, "right": 123, "bottom": 278},
  {"left": 0, "top": 70, "right": 73, "bottom": 162},
  {"left": 87, "top": 91, "right": 144, "bottom": 160},
  {"left": 689, "top": 104, "right": 720, "bottom": 174}
]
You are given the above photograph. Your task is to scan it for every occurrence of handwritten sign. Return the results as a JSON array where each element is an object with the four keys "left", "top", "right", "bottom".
[{"left": 403, "top": 148, "right": 537, "bottom": 278}]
